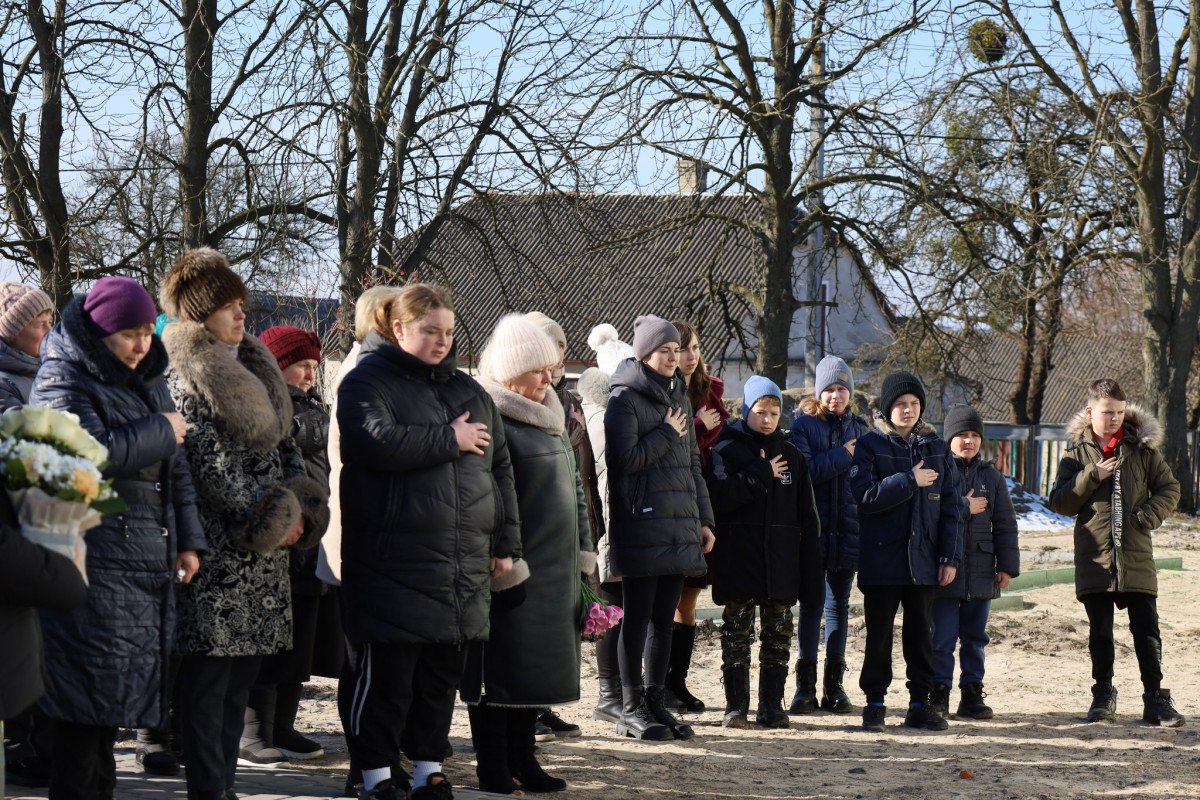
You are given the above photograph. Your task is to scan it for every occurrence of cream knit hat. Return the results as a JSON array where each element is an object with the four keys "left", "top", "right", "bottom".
[
  {"left": 479, "top": 313, "right": 561, "bottom": 383},
  {"left": 587, "top": 323, "right": 634, "bottom": 376}
]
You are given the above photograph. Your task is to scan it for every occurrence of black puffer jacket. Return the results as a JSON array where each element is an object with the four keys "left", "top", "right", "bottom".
[
  {"left": 30, "top": 298, "right": 206, "bottom": 728},
  {"left": 706, "top": 420, "right": 823, "bottom": 606},
  {"left": 337, "top": 332, "right": 520, "bottom": 646},
  {"left": 936, "top": 456, "right": 1019, "bottom": 601},
  {"left": 850, "top": 419, "right": 963, "bottom": 587},
  {"left": 603, "top": 358, "right": 714, "bottom": 579},
  {"left": 287, "top": 385, "right": 331, "bottom": 596},
  {"left": 0, "top": 337, "right": 39, "bottom": 411},
  {"left": 789, "top": 410, "right": 870, "bottom": 573},
  {"left": 0, "top": 492, "right": 88, "bottom": 720},
  {"left": 460, "top": 380, "right": 592, "bottom": 707}
]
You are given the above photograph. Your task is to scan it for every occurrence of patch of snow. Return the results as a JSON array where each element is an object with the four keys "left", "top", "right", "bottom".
[{"left": 1005, "top": 476, "right": 1074, "bottom": 532}]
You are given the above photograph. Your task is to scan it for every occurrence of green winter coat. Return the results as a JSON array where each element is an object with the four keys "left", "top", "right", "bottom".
[{"left": 1048, "top": 405, "right": 1179, "bottom": 599}]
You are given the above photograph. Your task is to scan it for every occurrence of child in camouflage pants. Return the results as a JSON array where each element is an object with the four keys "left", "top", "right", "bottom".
[{"left": 705, "top": 377, "right": 822, "bottom": 728}]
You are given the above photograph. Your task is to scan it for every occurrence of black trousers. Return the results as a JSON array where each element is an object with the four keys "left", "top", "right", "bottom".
[
  {"left": 46, "top": 720, "right": 117, "bottom": 800},
  {"left": 178, "top": 654, "right": 262, "bottom": 799},
  {"left": 618, "top": 574, "right": 684, "bottom": 688},
  {"left": 349, "top": 642, "right": 467, "bottom": 780},
  {"left": 595, "top": 582, "right": 623, "bottom": 681},
  {"left": 1082, "top": 592, "right": 1163, "bottom": 692},
  {"left": 859, "top": 584, "right": 935, "bottom": 703}
]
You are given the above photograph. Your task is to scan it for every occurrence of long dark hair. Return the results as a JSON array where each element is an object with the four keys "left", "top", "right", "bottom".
[{"left": 673, "top": 319, "right": 711, "bottom": 410}]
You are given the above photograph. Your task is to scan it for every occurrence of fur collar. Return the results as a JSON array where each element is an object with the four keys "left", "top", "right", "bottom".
[
  {"left": 576, "top": 367, "right": 611, "bottom": 408},
  {"left": 1064, "top": 402, "right": 1163, "bottom": 449},
  {"left": 873, "top": 415, "right": 937, "bottom": 438},
  {"left": 162, "top": 320, "right": 292, "bottom": 451},
  {"left": 478, "top": 376, "right": 564, "bottom": 435}
]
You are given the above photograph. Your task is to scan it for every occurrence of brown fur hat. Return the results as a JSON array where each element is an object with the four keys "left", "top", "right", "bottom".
[{"left": 160, "top": 247, "right": 248, "bottom": 323}]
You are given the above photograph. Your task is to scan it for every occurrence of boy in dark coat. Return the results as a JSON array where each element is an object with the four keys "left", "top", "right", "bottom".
[
  {"left": 929, "top": 405, "right": 1019, "bottom": 719},
  {"left": 1048, "top": 379, "right": 1183, "bottom": 726},
  {"left": 706, "top": 377, "right": 821, "bottom": 729},
  {"left": 850, "top": 371, "right": 962, "bottom": 732}
]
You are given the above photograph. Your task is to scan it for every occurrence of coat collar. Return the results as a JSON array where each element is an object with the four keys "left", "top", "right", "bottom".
[
  {"left": 162, "top": 320, "right": 292, "bottom": 451},
  {"left": 1063, "top": 402, "right": 1163, "bottom": 450},
  {"left": 360, "top": 329, "right": 461, "bottom": 382},
  {"left": 478, "top": 375, "right": 564, "bottom": 435}
]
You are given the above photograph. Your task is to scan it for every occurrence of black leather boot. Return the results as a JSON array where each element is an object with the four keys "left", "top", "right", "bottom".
[
  {"left": 239, "top": 686, "right": 286, "bottom": 764},
  {"left": 821, "top": 657, "right": 853, "bottom": 713},
  {"left": 664, "top": 622, "right": 706, "bottom": 712},
  {"left": 721, "top": 667, "right": 751, "bottom": 729},
  {"left": 756, "top": 665, "right": 790, "bottom": 728},
  {"left": 468, "top": 704, "right": 519, "bottom": 794},
  {"left": 616, "top": 686, "right": 673, "bottom": 740},
  {"left": 646, "top": 685, "right": 695, "bottom": 740},
  {"left": 593, "top": 676, "right": 622, "bottom": 723},
  {"left": 957, "top": 683, "right": 994, "bottom": 719},
  {"left": 788, "top": 658, "right": 818, "bottom": 714},
  {"left": 274, "top": 681, "right": 324, "bottom": 759}
]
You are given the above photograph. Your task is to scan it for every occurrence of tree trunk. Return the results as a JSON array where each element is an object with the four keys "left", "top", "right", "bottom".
[{"left": 180, "top": 0, "right": 218, "bottom": 250}]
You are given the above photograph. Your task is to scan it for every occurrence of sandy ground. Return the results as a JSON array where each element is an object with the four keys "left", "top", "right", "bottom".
[{"left": 286, "top": 518, "right": 1200, "bottom": 799}]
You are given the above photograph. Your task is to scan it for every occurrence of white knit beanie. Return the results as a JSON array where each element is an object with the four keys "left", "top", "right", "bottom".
[
  {"left": 587, "top": 323, "right": 634, "bottom": 376},
  {"left": 480, "top": 313, "right": 560, "bottom": 383}
]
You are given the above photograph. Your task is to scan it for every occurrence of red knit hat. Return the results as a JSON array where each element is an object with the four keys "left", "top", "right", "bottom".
[{"left": 259, "top": 325, "right": 322, "bottom": 369}]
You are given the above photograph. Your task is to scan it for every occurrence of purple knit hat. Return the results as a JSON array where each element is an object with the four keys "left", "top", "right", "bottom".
[{"left": 83, "top": 277, "right": 158, "bottom": 338}]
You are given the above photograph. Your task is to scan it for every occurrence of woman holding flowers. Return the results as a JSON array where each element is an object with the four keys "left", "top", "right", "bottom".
[
  {"left": 159, "top": 250, "right": 328, "bottom": 800},
  {"left": 458, "top": 314, "right": 594, "bottom": 795},
  {"left": 28, "top": 276, "right": 207, "bottom": 800}
]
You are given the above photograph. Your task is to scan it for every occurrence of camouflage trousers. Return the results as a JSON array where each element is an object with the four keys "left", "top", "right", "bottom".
[{"left": 721, "top": 599, "right": 794, "bottom": 671}]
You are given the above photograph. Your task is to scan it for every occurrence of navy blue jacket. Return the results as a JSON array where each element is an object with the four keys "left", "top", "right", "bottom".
[
  {"left": 337, "top": 332, "right": 520, "bottom": 647},
  {"left": 937, "top": 455, "right": 1019, "bottom": 601},
  {"left": 29, "top": 297, "right": 205, "bottom": 728},
  {"left": 850, "top": 419, "right": 963, "bottom": 586},
  {"left": 789, "top": 410, "right": 870, "bottom": 573},
  {"left": 604, "top": 358, "right": 714, "bottom": 579}
]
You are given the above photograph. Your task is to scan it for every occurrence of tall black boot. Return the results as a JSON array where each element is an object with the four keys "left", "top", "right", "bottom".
[
  {"left": 593, "top": 676, "right": 622, "bottom": 723},
  {"left": 136, "top": 726, "right": 180, "bottom": 776},
  {"left": 756, "top": 666, "right": 790, "bottom": 728},
  {"left": 615, "top": 686, "right": 673, "bottom": 741},
  {"left": 788, "top": 658, "right": 818, "bottom": 714},
  {"left": 239, "top": 686, "right": 286, "bottom": 764},
  {"left": 507, "top": 708, "right": 566, "bottom": 793},
  {"left": 664, "top": 622, "right": 706, "bottom": 712},
  {"left": 645, "top": 685, "right": 695, "bottom": 740},
  {"left": 721, "top": 667, "right": 751, "bottom": 728},
  {"left": 468, "top": 704, "right": 519, "bottom": 794},
  {"left": 821, "top": 657, "right": 853, "bottom": 713},
  {"left": 274, "top": 681, "right": 324, "bottom": 759}
]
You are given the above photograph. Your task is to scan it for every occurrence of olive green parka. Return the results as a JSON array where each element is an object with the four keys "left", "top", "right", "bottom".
[{"left": 1048, "top": 405, "right": 1179, "bottom": 599}]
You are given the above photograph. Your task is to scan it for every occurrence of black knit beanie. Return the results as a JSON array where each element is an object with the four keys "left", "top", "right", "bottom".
[{"left": 878, "top": 370, "right": 926, "bottom": 418}]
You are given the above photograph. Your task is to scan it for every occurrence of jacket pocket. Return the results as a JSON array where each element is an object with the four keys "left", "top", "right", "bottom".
[{"left": 631, "top": 473, "right": 648, "bottom": 516}]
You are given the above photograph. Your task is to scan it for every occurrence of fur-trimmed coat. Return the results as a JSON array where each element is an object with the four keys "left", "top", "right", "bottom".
[
  {"left": 850, "top": 418, "right": 963, "bottom": 587},
  {"left": 30, "top": 298, "right": 206, "bottom": 727},
  {"left": 1048, "top": 405, "right": 1179, "bottom": 599},
  {"left": 460, "top": 378, "right": 593, "bottom": 707},
  {"left": 164, "top": 321, "right": 328, "bottom": 657}
]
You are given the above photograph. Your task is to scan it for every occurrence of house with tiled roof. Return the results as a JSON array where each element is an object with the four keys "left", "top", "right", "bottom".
[{"left": 391, "top": 188, "right": 898, "bottom": 394}]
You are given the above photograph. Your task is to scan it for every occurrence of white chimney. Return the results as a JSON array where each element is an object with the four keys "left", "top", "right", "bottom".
[{"left": 677, "top": 158, "right": 708, "bottom": 194}]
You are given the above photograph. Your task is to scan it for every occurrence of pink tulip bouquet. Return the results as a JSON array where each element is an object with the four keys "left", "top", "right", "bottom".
[{"left": 580, "top": 582, "right": 623, "bottom": 641}]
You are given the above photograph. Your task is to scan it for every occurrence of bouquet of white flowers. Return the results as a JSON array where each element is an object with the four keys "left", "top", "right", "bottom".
[{"left": 0, "top": 405, "right": 127, "bottom": 583}]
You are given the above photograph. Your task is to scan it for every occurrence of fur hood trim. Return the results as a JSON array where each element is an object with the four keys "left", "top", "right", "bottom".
[
  {"left": 491, "top": 557, "right": 531, "bottom": 592},
  {"left": 1064, "top": 402, "right": 1163, "bottom": 449},
  {"left": 238, "top": 484, "right": 302, "bottom": 554},
  {"left": 478, "top": 376, "right": 564, "bottom": 435},
  {"left": 576, "top": 367, "right": 611, "bottom": 408},
  {"left": 873, "top": 414, "right": 937, "bottom": 438},
  {"left": 162, "top": 321, "right": 293, "bottom": 451},
  {"left": 286, "top": 474, "right": 330, "bottom": 550}
]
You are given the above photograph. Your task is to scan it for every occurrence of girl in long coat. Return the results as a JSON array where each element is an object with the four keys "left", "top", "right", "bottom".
[
  {"left": 460, "top": 314, "right": 594, "bottom": 795},
  {"left": 30, "top": 277, "right": 206, "bottom": 799},
  {"left": 160, "top": 249, "right": 328, "bottom": 800}
]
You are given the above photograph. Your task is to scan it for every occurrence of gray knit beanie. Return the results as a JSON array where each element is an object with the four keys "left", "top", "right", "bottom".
[
  {"left": 814, "top": 354, "right": 853, "bottom": 395},
  {"left": 631, "top": 314, "right": 680, "bottom": 360},
  {"left": 943, "top": 404, "right": 984, "bottom": 441},
  {"left": 0, "top": 282, "right": 53, "bottom": 343}
]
